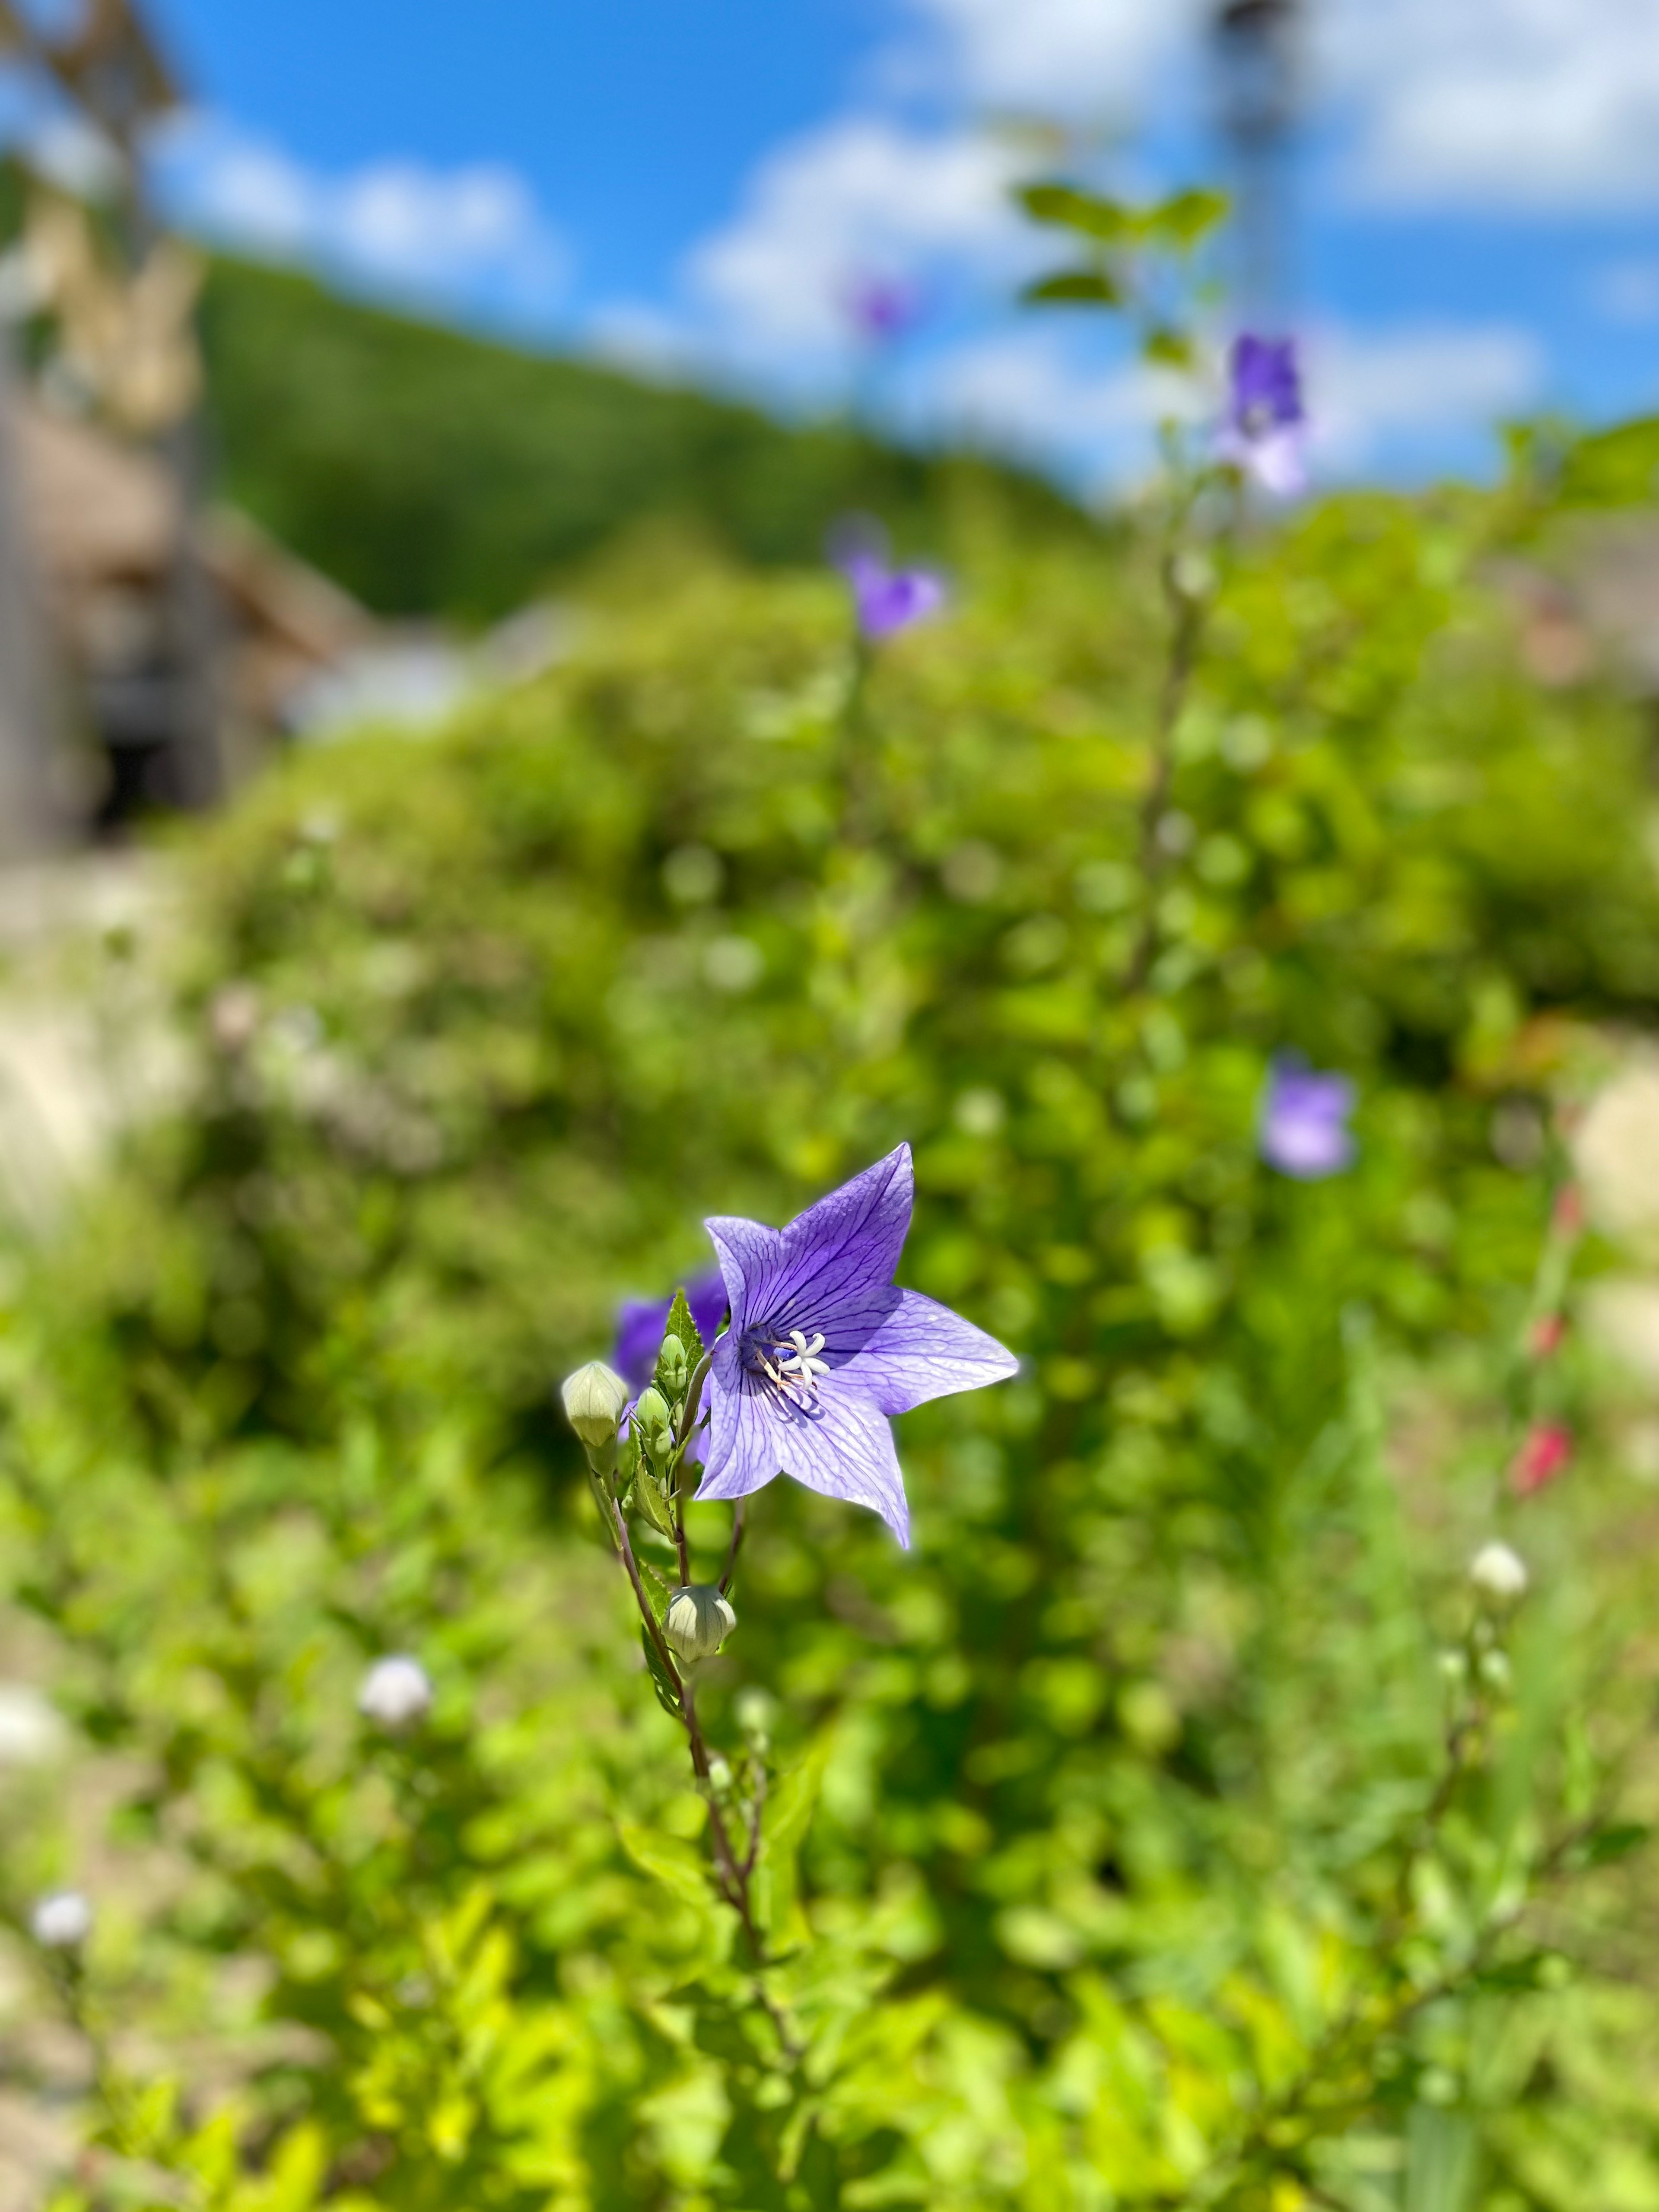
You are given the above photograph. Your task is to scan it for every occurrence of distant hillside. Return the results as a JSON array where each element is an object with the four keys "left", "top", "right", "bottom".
[{"left": 196, "top": 259, "right": 1085, "bottom": 622}]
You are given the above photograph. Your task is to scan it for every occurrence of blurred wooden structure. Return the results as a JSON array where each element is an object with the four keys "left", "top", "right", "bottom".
[
  {"left": 15, "top": 396, "right": 375, "bottom": 808},
  {"left": 0, "top": 0, "right": 234, "bottom": 839}
]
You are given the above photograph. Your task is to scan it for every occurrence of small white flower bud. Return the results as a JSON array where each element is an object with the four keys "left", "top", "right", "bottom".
[
  {"left": 1469, "top": 1541, "right": 1528, "bottom": 1605},
  {"left": 1478, "top": 1648, "right": 1513, "bottom": 1695},
  {"left": 357, "top": 1654, "right": 433, "bottom": 1730},
  {"left": 561, "top": 1362, "right": 630, "bottom": 1450},
  {"left": 1437, "top": 1647, "right": 1469, "bottom": 1688},
  {"left": 664, "top": 1585, "right": 737, "bottom": 1664},
  {"left": 707, "top": 1753, "right": 733, "bottom": 1791},
  {"left": 31, "top": 1890, "right": 92, "bottom": 1950}
]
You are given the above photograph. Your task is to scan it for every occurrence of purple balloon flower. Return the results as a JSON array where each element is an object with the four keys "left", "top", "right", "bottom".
[
  {"left": 845, "top": 273, "right": 922, "bottom": 345},
  {"left": 1217, "top": 332, "right": 1308, "bottom": 499},
  {"left": 839, "top": 550, "right": 947, "bottom": 641},
  {"left": 613, "top": 1271, "right": 730, "bottom": 1394},
  {"left": 1259, "top": 1057, "right": 1356, "bottom": 1180},
  {"left": 695, "top": 1144, "right": 1017, "bottom": 1547}
]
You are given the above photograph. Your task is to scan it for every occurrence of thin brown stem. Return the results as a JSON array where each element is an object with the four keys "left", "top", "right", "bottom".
[
  {"left": 720, "top": 1499, "right": 747, "bottom": 1595},
  {"left": 1122, "top": 548, "right": 1207, "bottom": 997}
]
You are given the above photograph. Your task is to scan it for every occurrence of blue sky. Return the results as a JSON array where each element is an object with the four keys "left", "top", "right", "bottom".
[{"left": 16, "top": 0, "right": 1659, "bottom": 487}]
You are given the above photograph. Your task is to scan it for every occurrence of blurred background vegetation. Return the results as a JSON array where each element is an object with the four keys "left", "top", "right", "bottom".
[{"left": 8, "top": 381, "right": 1659, "bottom": 2206}]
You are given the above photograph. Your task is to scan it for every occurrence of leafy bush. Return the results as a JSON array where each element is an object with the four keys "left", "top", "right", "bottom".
[{"left": 9, "top": 391, "right": 1659, "bottom": 2206}]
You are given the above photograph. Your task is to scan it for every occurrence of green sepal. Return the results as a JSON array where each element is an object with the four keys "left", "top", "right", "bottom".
[
  {"left": 632, "top": 1461, "right": 679, "bottom": 1541},
  {"left": 617, "top": 1426, "right": 641, "bottom": 1489},
  {"left": 664, "top": 1286, "right": 707, "bottom": 1366},
  {"left": 1023, "top": 269, "right": 1121, "bottom": 308},
  {"left": 640, "top": 1626, "right": 682, "bottom": 1719}
]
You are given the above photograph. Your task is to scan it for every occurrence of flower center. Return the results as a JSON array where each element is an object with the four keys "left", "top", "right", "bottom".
[{"left": 744, "top": 1325, "right": 830, "bottom": 1401}]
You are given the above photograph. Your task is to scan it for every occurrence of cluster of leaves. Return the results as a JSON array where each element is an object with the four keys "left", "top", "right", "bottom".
[{"left": 5, "top": 434, "right": 1659, "bottom": 2206}]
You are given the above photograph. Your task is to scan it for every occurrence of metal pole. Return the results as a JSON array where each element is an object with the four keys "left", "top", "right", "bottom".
[{"left": 1212, "top": 0, "right": 1301, "bottom": 330}]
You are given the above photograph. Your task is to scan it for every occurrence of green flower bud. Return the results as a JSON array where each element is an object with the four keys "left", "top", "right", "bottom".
[
  {"left": 561, "top": 1362, "right": 630, "bottom": 1450},
  {"left": 634, "top": 1386, "right": 675, "bottom": 1464},
  {"left": 664, "top": 1584, "right": 737, "bottom": 1663},
  {"left": 657, "top": 1332, "right": 689, "bottom": 1394}
]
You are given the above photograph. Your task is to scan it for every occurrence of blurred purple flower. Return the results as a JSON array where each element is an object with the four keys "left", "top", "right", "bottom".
[
  {"left": 844, "top": 273, "right": 922, "bottom": 346},
  {"left": 838, "top": 550, "right": 947, "bottom": 641},
  {"left": 696, "top": 1144, "right": 1017, "bottom": 1547},
  {"left": 1217, "top": 333, "right": 1308, "bottom": 498},
  {"left": 613, "top": 1271, "right": 729, "bottom": 1394},
  {"left": 1259, "top": 1058, "right": 1355, "bottom": 1179}
]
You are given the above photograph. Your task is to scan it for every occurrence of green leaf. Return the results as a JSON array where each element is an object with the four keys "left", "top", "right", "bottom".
[
  {"left": 759, "top": 1732, "right": 832, "bottom": 1939},
  {"left": 619, "top": 1821, "right": 716, "bottom": 1911},
  {"left": 632, "top": 1462, "right": 679, "bottom": 1540},
  {"left": 1141, "top": 327, "right": 1194, "bottom": 368},
  {"left": 1583, "top": 1821, "right": 1651, "bottom": 1865},
  {"left": 1016, "top": 181, "right": 1131, "bottom": 242},
  {"left": 1143, "top": 186, "right": 1229, "bottom": 248},
  {"left": 1405, "top": 2104, "right": 1479, "bottom": 2212},
  {"left": 664, "top": 1287, "right": 706, "bottom": 1366},
  {"left": 1023, "top": 269, "right": 1122, "bottom": 308},
  {"left": 640, "top": 1625, "right": 682, "bottom": 1719}
]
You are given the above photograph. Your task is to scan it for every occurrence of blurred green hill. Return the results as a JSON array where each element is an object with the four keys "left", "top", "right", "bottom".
[{"left": 195, "top": 257, "right": 1086, "bottom": 621}]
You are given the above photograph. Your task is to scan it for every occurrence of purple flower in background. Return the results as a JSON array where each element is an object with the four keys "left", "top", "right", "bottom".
[
  {"left": 613, "top": 1271, "right": 730, "bottom": 1393},
  {"left": 844, "top": 272, "right": 922, "bottom": 346},
  {"left": 696, "top": 1144, "right": 1017, "bottom": 1547},
  {"left": 837, "top": 549, "right": 947, "bottom": 641},
  {"left": 1217, "top": 333, "right": 1308, "bottom": 499},
  {"left": 1259, "top": 1057, "right": 1356, "bottom": 1180}
]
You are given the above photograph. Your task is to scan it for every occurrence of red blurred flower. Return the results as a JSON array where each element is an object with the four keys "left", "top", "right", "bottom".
[
  {"left": 1552, "top": 1184, "right": 1585, "bottom": 1237},
  {"left": 1511, "top": 1421, "right": 1573, "bottom": 1498}
]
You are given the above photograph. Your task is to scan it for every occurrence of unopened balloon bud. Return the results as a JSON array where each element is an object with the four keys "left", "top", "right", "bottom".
[
  {"left": 358, "top": 1654, "right": 433, "bottom": 1730},
  {"left": 664, "top": 1584, "right": 737, "bottom": 1663},
  {"left": 1437, "top": 1648, "right": 1469, "bottom": 1689},
  {"left": 707, "top": 1753, "right": 733, "bottom": 1791},
  {"left": 1478, "top": 1648, "right": 1512, "bottom": 1696},
  {"left": 657, "top": 1332, "right": 689, "bottom": 1398},
  {"left": 1469, "top": 1541, "right": 1528, "bottom": 1607},
  {"left": 562, "top": 1362, "right": 630, "bottom": 1453},
  {"left": 634, "top": 1386, "right": 675, "bottom": 1461},
  {"left": 31, "top": 1890, "right": 92, "bottom": 1950}
]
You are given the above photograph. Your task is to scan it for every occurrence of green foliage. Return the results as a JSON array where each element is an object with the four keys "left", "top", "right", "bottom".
[
  {"left": 194, "top": 257, "right": 1087, "bottom": 620},
  {"left": 5, "top": 445, "right": 1659, "bottom": 2206}
]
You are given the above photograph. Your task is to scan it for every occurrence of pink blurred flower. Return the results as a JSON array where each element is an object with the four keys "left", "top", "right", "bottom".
[
  {"left": 1526, "top": 1313, "right": 1566, "bottom": 1361},
  {"left": 1553, "top": 1184, "right": 1585, "bottom": 1237},
  {"left": 1511, "top": 1420, "right": 1573, "bottom": 1498}
]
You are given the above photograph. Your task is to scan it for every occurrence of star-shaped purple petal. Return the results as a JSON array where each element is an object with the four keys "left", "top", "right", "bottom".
[{"left": 694, "top": 1144, "right": 1017, "bottom": 1547}]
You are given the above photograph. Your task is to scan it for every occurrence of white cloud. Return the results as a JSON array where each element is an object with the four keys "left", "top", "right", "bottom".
[
  {"left": 147, "top": 113, "right": 568, "bottom": 316},
  {"left": 1306, "top": 321, "right": 1546, "bottom": 468},
  {"left": 1589, "top": 257, "right": 1659, "bottom": 324},
  {"left": 890, "top": 0, "right": 1195, "bottom": 114},
  {"left": 912, "top": 328, "right": 1192, "bottom": 483},
  {"left": 1326, "top": 0, "right": 1659, "bottom": 209},
  {"left": 683, "top": 115, "right": 1033, "bottom": 365}
]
